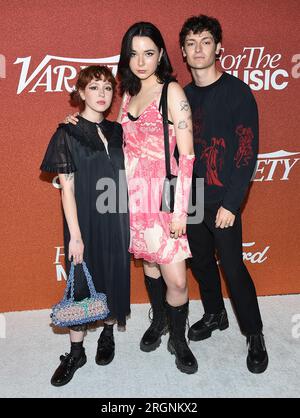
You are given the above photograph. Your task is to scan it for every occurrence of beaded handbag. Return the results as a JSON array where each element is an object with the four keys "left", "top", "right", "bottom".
[{"left": 51, "top": 261, "right": 109, "bottom": 327}]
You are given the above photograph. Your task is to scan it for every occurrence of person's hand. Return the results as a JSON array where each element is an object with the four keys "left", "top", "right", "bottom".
[
  {"left": 215, "top": 206, "right": 235, "bottom": 229},
  {"left": 69, "top": 237, "right": 84, "bottom": 265},
  {"left": 169, "top": 215, "right": 187, "bottom": 239},
  {"left": 63, "top": 112, "right": 79, "bottom": 125}
]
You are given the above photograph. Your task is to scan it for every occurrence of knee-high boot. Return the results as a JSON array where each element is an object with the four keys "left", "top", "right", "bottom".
[
  {"left": 166, "top": 301, "right": 198, "bottom": 374},
  {"left": 140, "top": 275, "right": 168, "bottom": 352}
]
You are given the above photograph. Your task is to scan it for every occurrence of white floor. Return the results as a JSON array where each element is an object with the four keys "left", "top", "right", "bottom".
[{"left": 1, "top": 295, "right": 300, "bottom": 398}]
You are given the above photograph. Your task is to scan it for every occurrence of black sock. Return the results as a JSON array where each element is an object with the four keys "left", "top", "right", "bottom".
[
  {"left": 102, "top": 323, "right": 114, "bottom": 336},
  {"left": 70, "top": 341, "right": 84, "bottom": 358}
]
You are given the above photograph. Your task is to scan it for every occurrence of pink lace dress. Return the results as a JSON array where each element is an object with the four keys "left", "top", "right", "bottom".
[{"left": 121, "top": 94, "right": 194, "bottom": 264}]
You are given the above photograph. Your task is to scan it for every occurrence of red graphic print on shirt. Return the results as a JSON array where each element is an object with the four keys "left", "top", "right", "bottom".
[
  {"left": 192, "top": 108, "right": 205, "bottom": 143},
  {"left": 200, "top": 137, "right": 225, "bottom": 186},
  {"left": 235, "top": 125, "right": 254, "bottom": 168}
]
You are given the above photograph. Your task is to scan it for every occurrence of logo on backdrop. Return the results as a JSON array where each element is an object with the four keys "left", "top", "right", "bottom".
[
  {"left": 51, "top": 150, "right": 300, "bottom": 192},
  {"left": 220, "top": 47, "right": 295, "bottom": 91},
  {"left": 14, "top": 49, "right": 299, "bottom": 93},
  {"left": 217, "top": 242, "right": 270, "bottom": 266},
  {"left": 55, "top": 241, "right": 269, "bottom": 282},
  {"left": 291, "top": 54, "right": 300, "bottom": 80},
  {"left": 242, "top": 242, "right": 270, "bottom": 264},
  {"left": 14, "top": 54, "right": 120, "bottom": 94},
  {"left": 252, "top": 150, "right": 300, "bottom": 182},
  {"left": 0, "top": 54, "right": 6, "bottom": 79},
  {"left": 54, "top": 246, "right": 67, "bottom": 282}
]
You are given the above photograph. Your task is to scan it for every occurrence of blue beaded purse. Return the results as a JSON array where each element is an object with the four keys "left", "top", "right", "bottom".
[{"left": 51, "top": 261, "right": 109, "bottom": 327}]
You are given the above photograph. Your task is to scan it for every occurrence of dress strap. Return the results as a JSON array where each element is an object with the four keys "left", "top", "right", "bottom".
[{"left": 158, "top": 82, "right": 174, "bottom": 126}]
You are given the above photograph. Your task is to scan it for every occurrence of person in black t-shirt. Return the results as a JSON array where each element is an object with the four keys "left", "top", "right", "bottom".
[{"left": 179, "top": 15, "right": 268, "bottom": 374}]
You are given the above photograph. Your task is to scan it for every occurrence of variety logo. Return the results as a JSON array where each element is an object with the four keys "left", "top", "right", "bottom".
[
  {"left": 252, "top": 150, "right": 300, "bottom": 182},
  {"left": 14, "top": 54, "right": 120, "bottom": 94},
  {"left": 220, "top": 47, "right": 289, "bottom": 91}
]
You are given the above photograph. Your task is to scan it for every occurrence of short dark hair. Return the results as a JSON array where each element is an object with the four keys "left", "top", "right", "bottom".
[
  {"left": 179, "top": 15, "right": 222, "bottom": 48},
  {"left": 70, "top": 65, "right": 116, "bottom": 107},
  {"left": 118, "top": 21, "right": 175, "bottom": 96}
]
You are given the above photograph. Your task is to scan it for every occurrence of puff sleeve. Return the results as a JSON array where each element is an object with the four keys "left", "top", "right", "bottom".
[{"left": 40, "top": 125, "right": 77, "bottom": 173}]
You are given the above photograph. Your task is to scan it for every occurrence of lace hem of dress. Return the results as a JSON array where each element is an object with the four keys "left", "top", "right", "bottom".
[
  {"left": 40, "top": 162, "right": 77, "bottom": 174},
  {"left": 129, "top": 247, "right": 191, "bottom": 265}
]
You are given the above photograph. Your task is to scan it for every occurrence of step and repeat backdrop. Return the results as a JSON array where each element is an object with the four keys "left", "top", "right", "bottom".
[{"left": 1, "top": 0, "right": 299, "bottom": 311}]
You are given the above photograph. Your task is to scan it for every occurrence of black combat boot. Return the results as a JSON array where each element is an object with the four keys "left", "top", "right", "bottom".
[
  {"left": 51, "top": 348, "right": 87, "bottom": 387},
  {"left": 247, "top": 333, "right": 268, "bottom": 374},
  {"left": 167, "top": 301, "right": 198, "bottom": 374},
  {"left": 140, "top": 275, "right": 168, "bottom": 352},
  {"left": 96, "top": 324, "right": 115, "bottom": 366},
  {"left": 188, "top": 309, "right": 229, "bottom": 341}
]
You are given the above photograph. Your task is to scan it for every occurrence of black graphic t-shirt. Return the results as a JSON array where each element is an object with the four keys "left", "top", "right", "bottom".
[{"left": 185, "top": 72, "right": 258, "bottom": 214}]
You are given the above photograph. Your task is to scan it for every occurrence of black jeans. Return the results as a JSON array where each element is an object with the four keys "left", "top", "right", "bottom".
[{"left": 187, "top": 204, "right": 263, "bottom": 336}]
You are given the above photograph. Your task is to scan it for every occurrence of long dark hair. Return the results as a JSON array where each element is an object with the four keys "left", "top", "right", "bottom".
[{"left": 118, "top": 22, "right": 175, "bottom": 96}]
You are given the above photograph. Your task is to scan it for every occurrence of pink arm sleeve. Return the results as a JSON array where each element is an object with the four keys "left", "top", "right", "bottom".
[{"left": 172, "top": 154, "right": 195, "bottom": 222}]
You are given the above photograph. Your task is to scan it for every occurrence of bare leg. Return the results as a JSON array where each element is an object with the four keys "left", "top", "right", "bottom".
[
  {"left": 104, "top": 319, "right": 115, "bottom": 325},
  {"left": 160, "top": 260, "right": 188, "bottom": 306},
  {"left": 143, "top": 260, "right": 161, "bottom": 278},
  {"left": 70, "top": 329, "right": 85, "bottom": 343}
]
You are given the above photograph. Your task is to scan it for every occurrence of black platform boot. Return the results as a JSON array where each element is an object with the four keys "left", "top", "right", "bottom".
[
  {"left": 188, "top": 309, "right": 229, "bottom": 341},
  {"left": 140, "top": 276, "right": 168, "bottom": 352},
  {"left": 51, "top": 345, "right": 87, "bottom": 387},
  {"left": 167, "top": 301, "right": 198, "bottom": 374},
  {"left": 247, "top": 333, "right": 268, "bottom": 374},
  {"left": 96, "top": 324, "right": 115, "bottom": 366}
]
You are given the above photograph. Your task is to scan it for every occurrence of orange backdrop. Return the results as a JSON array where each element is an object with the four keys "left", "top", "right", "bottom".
[{"left": 1, "top": 0, "right": 300, "bottom": 312}]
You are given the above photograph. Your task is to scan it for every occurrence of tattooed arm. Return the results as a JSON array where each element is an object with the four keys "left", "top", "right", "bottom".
[
  {"left": 168, "top": 83, "right": 194, "bottom": 155},
  {"left": 58, "top": 172, "right": 84, "bottom": 264},
  {"left": 167, "top": 83, "right": 195, "bottom": 238}
]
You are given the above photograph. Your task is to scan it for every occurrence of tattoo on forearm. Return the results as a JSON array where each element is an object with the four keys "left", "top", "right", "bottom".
[
  {"left": 64, "top": 173, "right": 74, "bottom": 181},
  {"left": 178, "top": 120, "right": 188, "bottom": 129},
  {"left": 180, "top": 100, "right": 190, "bottom": 111}
]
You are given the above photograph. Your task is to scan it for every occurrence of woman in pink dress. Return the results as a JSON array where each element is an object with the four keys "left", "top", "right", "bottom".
[{"left": 118, "top": 22, "right": 197, "bottom": 374}]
